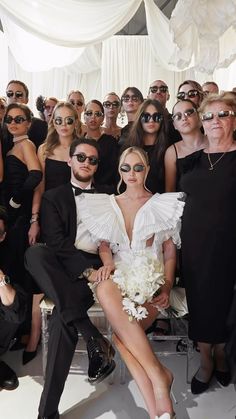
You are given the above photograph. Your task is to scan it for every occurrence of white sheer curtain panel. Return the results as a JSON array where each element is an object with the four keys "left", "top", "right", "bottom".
[{"left": 0, "top": 0, "right": 142, "bottom": 46}]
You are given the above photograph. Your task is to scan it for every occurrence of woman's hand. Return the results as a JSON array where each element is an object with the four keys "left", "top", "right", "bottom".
[
  {"left": 151, "top": 284, "right": 171, "bottom": 310},
  {"left": 28, "top": 222, "right": 40, "bottom": 245},
  {"left": 96, "top": 264, "right": 115, "bottom": 282}
]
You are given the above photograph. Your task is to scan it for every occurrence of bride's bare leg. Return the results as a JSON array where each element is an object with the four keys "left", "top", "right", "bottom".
[
  {"left": 96, "top": 280, "right": 174, "bottom": 416},
  {"left": 113, "top": 333, "right": 157, "bottom": 419}
]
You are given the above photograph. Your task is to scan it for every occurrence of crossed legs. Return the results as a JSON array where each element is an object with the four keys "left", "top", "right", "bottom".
[{"left": 96, "top": 280, "right": 174, "bottom": 419}]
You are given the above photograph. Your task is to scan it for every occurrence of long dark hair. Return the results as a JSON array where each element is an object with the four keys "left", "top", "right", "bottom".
[{"left": 125, "top": 99, "right": 169, "bottom": 169}]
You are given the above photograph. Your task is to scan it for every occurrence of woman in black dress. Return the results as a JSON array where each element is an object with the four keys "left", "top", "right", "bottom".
[
  {"left": 123, "top": 99, "right": 170, "bottom": 194},
  {"left": 180, "top": 92, "right": 236, "bottom": 394}
]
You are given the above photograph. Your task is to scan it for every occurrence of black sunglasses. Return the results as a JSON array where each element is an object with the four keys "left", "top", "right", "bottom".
[
  {"left": 6, "top": 90, "right": 24, "bottom": 99},
  {"left": 120, "top": 163, "right": 145, "bottom": 173},
  {"left": 84, "top": 111, "right": 104, "bottom": 117},
  {"left": 201, "top": 110, "right": 236, "bottom": 121},
  {"left": 122, "top": 95, "right": 140, "bottom": 103},
  {"left": 69, "top": 100, "right": 84, "bottom": 107},
  {"left": 72, "top": 152, "right": 99, "bottom": 165},
  {"left": 177, "top": 90, "right": 199, "bottom": 100},
  {"left": 54, "top": 116, "right": 75, "bottom": 125},
  {"left": 141, "top": 112, "right": 163, "bottom": 123},
  {"left": 149, "top": 85, "right": 168, "bottom": 94},
  {"left": 103, "top": 101, "right": 120, "bottom": 109},
  {"left": 4, "top": 115, "right": 27, "bottom": 124},
  {"left": 172, "top": 108, "right": 197, "bottom": 121}
]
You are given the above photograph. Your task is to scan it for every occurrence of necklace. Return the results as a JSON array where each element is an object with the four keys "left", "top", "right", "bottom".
[
  {"left": 13, "top": 135, "right": 29, "bottom": 143},
  {"left": 207, "top": 149, "right": 229, "bottom": 171}
]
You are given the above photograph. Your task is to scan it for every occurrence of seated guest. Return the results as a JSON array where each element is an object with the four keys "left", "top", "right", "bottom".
[
  {"left": 202, "top": 81, "right": 219, "bottom": 96},
  {"left": 148, "top": 79, "right": 181, "bottom": 144},
  {"left": 1, "top": 80, "right": 48, "bottom": 156},
  {"left": 0, "top": 206, "right": 27, "bottom": 391},
  {"left": 102, "top": 92, "right": 121, "bottom": 140},
  {"left": 36, "top": 96, "right": 58, "bottom": 124},
  {"left": 119, "top": 86, "right": 144, "bottom": 146},
  {"left": 25, "top": 138, "right": 115, "bottom": 419},
  {"left": 84, "top": 100, "right": 118, "bottom": 190}
]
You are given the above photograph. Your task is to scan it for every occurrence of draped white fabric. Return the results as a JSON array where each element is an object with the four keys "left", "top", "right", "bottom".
[{"left": 0, "top": 0, "right": 142, "bottom": 46}]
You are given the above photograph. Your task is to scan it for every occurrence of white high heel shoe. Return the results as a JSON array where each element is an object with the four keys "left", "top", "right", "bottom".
[{"left": 155, "top": 413, "right": 176, "bottom": 419}]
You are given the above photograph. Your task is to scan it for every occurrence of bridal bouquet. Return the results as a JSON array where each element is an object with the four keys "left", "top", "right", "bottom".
[{"left": 112, "top": 251, "right": 165, "bottom": 321}]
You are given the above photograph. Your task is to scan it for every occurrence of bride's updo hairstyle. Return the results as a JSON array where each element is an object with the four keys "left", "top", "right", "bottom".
[{"left": 117, "top": 146, "right": 150, "bottom": 193}]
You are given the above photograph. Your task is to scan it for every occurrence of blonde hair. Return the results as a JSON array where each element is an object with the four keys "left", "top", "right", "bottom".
[
  {"left": 44, "top": 101, "right": 78, "bottom": 157},
  {"left": 117, "top": 146, "right": 150, "bottom": 193},
  {"left": 198, "top": 92, "right": 236, "bottom": 115}
]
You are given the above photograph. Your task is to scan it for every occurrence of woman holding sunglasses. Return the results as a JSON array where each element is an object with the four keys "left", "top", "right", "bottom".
[
  {"left": 2, "top": 103, "right": 42, "bottom": 361},
  {"left": 180, "top": 93, "right": 236, "bottom": 394},
  {"left": 177, "top": 80, "right": 204, "bottom": 107},
  {"left": 102, "top": 92, "right": 121, "bottom": 140},
  {"left": 67, "top": 90, "right": 86, "bottom": 136},
  {"left": 84, "top": 99, "right": 119, "bottom": 189},
  {"left": 78, "top": 146, "right": 185, "bottom": 418},
  {"left": 123, "top": 99, "right": 169, "bottom": 194},
  {"left": 164, "top": 99, "right": 208, "bottom": 192}
]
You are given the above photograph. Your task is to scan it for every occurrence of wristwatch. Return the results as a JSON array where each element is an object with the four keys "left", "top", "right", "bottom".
[{"left": 0, "top": 275, "right": 10, "bottom": 287}]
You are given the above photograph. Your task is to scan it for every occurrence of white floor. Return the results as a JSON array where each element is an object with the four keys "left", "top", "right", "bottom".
[{"left": 0, "top": 341, "right": 236, "bottom": 419}]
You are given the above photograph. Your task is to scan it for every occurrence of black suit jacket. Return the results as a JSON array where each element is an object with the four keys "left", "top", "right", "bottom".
[{"left": 40, "top": 182, "right": 112, "bottom": 281}]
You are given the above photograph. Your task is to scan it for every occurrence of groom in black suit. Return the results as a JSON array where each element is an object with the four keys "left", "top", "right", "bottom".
[{"left": 25, "top": 137, "right": 116, "bottom": 419}]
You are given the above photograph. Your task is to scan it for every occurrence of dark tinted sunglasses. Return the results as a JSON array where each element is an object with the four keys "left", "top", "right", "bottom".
[
  {"left": 69, "top": 100, "right": 84, "bottom": 107},
  {"left": 84, "top": 111, "right": 104, "bottom": 117},
  {"left": 141, "top": 112, "right": 163, "bottom": 123},
  {"left": 72, "top": 153, "right": 99, "bottom": 165},
  {"left": 103, "top": 101, "right": 120, "bottom": 109},
  {"left": 122, "top": 95, "right": 140, "bottom": 102},
  {"left": 172, "top": 108, "right": 197, "bottom": 121},
  {"left": 4, "top": 115, "right": 27, "bottom": 124},
  {"left": 54, "top": 116, "right": 75, "bottom": 125},
  {"left": 149, "top": 85, "right": 168, "bottom": 94},
  {"left": 120, "top": 163, "right": 145, "bottom": 173},
  {"left": 177, "top": 90, "right": 199, "bottom": 100},
  {"left": 201, "top": 110, "right": 236, "bottom": 121},
  {"left": 6, "top": 90, "right": 24, "bottom": 99}
]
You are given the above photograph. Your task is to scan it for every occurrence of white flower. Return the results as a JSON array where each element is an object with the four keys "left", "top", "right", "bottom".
[{"left": 112, "top": 251, "right": 165, "bottom": 321}]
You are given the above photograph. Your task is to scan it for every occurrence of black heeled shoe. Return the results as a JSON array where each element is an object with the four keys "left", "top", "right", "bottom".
[
  {"left": 22, "top": 349, "right": 38, "bottom": 365},
  {"left": 215, "top": 369, "right": 231, "bottom": 387},
  {"left": 191, "top": 369, "right": 213, "bottom": 394}
]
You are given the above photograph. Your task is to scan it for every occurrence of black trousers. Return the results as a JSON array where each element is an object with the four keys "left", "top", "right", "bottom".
[{"left": 24, "top": 244, "right": 101, "bottom": 416}]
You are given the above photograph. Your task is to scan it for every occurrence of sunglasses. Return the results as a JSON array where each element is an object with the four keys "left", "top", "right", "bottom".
[
  {"left": 69, "top": 100, "right": 84, "bottom": 107},
  {"left": 84, "top": 111, "right": 104, "bottom": 117},
  {"left": 72, "top": 152, "right": 99, "bottom": 165},
  {"left": 103, "top": 101, "right": 120, "bottom": 109},
  {"left": 177, "top": 90, "right": 199, "bottom": 100},
  {"left": 120, "top": 163, "right": 145, "bottom": 173},
  {"left": 172, "top": 108, "right": 197, "bottom": 121},
  {"left": 0, "top": 105, "right": 5, "bottom": 110},
  {"left": 4, "top": 115, "right": 27, "bottom": 124},
  {"left": 6, "top": 90, "right": 24, "bottom": 99},
  {"left": 201, "top": 110, "right": 236, "bottom": 121},
  {"left": 141, "top": 112, "right": 163, "bottom": 123},
  {"left": 149, "top": 85, "right": 168, "bottom": 94},
  {"left": 54, "top": 116, "right": 75, "bottom": 125},
  {"left": 122, "top": 95, "right": 140, "bottom": 103}
]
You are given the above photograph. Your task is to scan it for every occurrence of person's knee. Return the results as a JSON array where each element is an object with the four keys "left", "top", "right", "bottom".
[{"left": 24, "top": 243, "right": 49, "bottom": 269}]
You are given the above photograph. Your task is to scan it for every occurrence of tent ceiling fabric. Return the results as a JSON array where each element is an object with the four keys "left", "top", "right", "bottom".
[{"left": 0, "top": 0, "right": 235, "bottom": 74}]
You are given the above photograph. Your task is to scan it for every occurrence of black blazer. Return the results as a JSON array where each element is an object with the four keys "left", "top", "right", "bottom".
[{"left": 40, "top": 182, "right": 112, "bottom": 281}]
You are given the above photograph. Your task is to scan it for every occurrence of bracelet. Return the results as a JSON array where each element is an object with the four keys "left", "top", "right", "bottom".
[
  {"left": 0, "top": 275, "right": 10, "bottom": 287},
  {"left": 9, "top": 198, "right": 21, "bottom": 209}
]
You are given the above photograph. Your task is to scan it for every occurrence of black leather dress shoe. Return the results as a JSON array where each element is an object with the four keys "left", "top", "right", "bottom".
[
  {"left": 215, "top": 369, "right": 231, "bottom": 387},
  {"left": 37, "top": 411, "right": 59, "bottom": 419},
  {"left": 0, "top": 361, "right": 19, "bottom": 390},
  {"left": 87, "top": 336, "right": 116, "bottom": 384}
]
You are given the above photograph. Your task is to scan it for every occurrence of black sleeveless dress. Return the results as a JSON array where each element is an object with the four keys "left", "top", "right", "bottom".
[
  {"left": 180, "top": 150, "right": 236, "bottom": 343},
  {"left": 44, "top": 158, "right": 71, "bottom": 191}
]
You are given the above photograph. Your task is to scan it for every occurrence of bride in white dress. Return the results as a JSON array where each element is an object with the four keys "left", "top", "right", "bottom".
[{"left": 78, "top": 146, "right": 185, "bottom": 419}]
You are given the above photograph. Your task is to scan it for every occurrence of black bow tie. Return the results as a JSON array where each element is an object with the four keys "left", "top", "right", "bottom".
[{"left": 71, "top": 184, "right": 95, "bottom": 196}]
